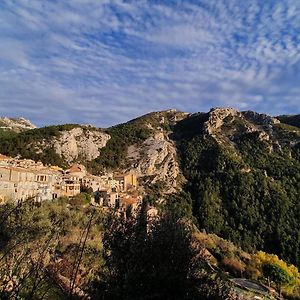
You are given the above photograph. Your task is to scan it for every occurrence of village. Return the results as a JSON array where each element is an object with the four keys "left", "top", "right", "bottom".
[{"left": 0, "top": 153, "right": 142, "bottom": 210}]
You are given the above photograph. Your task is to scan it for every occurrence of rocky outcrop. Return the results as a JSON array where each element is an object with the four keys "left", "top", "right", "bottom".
[
  {"left": 203, "top": 108, "right": 283, "bottom": 146},
  {"left": 242, "top": 111, "right": 280, "bottom": 125},
  {"left": 53, "top": 127, "right": 110, "bottom": 163},
  {"left": 127, "top": 132, "right": 180, "bottom": 192},
  {"left": 204, "top": 107, "right": 242, "bottom": 135},
  {"left": 0, "top": 117, "right": 36, "bottom": 132}
]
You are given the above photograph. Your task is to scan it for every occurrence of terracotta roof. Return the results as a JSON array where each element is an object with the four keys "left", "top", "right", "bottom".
[
  {"left": 67, "top": 164, "right": 86, "bottom": 173},
  {"left": 120, "top": 196, "right": 139, "bottom": 205},
  {"left": 0, "top": 154, "right": 10, "bottom": 160}
]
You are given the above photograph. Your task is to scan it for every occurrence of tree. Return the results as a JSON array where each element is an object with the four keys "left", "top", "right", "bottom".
[
  {"left": 94, "top": 202, "right": 201, "bottom": 300},
  {"left": 262, "top": 263, "right": 293, "bottom": 295}
]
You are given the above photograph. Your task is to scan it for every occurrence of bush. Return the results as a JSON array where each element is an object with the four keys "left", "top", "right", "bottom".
[
  {"left": 262, "top": 262, "right": 294, "bottom": 290},
  {"left": 221, "top": 257, "right": 245, "bottom": 277}
]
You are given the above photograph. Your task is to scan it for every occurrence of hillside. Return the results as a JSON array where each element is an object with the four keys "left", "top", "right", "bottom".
[
  {"left": 0, "top": 108, "right": 300, "bottom": 272},
  {"left": 1, "top": 197, "right": 299, "bottom": 299},
  {"left": 174, "top": 108, "right": 300, "bottom": 268},
  {"left": 0, "top": 124, "right": 110, "bottom": 167}
]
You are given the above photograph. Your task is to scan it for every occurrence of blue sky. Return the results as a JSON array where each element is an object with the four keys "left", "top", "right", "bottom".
[{"left": 0, "top": 0, "right": 300, "bottom": 127}]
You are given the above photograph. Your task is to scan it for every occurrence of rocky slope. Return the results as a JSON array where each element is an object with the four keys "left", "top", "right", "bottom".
[
  {"left": 1, "top": 108, "right": 300, "bottom": 262},
  {"left": 175, "top": 107, "right": 300, "bottom": 269},
  {"left": 127, "top": 131, "right": 180, "bottom": 192},
  {"left": 0, "top": 117, "right": 36, "bottom": 132},
  {"left": 0, "top": 124, "right": 110, "bottom": 167},
  {"left": 52, "top": 127, "right": 110, "bottom": 163}
]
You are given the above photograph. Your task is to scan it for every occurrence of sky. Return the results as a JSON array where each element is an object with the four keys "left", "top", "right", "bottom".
[{"left": 0, "top": 0, "right": 300, "bottom": 127}]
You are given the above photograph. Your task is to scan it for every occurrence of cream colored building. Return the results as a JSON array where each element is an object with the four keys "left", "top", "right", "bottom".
[
  {"left": 60, "top": 175, "right": 81, "bottom": 197},
  {"left": 0, "top": 155, "right": 139, "bottom": 204},
  {"left": 0, "top": 166, "right": 39, "bottom": 202}
]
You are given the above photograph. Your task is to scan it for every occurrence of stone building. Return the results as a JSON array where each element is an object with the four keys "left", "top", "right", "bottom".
[
  {"left": 93, "top": 190, "right": 119, "bottom": 208},
  {"left": 60, "top": 174, "right": 81, "bottom": 197},
  {"left": 0, "top": 166, "right": 38, "bottom": 202}
]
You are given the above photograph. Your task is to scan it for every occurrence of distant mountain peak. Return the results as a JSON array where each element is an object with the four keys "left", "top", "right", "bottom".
[{"left": 0, "top": 117, "right": 36, "bottom": 132}]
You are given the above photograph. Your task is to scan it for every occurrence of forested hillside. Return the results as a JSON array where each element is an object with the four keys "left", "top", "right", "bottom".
[{"left": 175, "top": 109, "right": 300, "bottom": 268}]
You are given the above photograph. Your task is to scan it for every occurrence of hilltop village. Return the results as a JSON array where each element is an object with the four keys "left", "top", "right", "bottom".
[{"left": 0, "top": 153, "right": 141, "bottom": 209}]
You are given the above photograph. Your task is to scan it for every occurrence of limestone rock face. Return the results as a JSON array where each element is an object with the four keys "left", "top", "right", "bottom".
[
  {"left": 0, "top": 117, "right": 36, "bottom": 132},
  {"left": 204, "top": 108, "right": 242, "bottom": 135},
  {"left": 203, "top": 108, "right": 281, "bottom": 147},
  {"left": 53, "top": 127, "right": 110, "bottom": 163},
  {"left": 204, "top": 108, "right": 236, "bottom": 138},
  {"left": 242, "top": 111, "right": 280, "bottom": 125},
  {"left": 127, "top": 132, "right": 180, "bottom": 193}
]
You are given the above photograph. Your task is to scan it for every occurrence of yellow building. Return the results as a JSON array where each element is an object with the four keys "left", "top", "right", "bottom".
[
  {"left": 114, "top": 173, "right": 138, "bottom": 191},
  {"left": 61, "top": 175, "right": 81, "bottom": 197}
]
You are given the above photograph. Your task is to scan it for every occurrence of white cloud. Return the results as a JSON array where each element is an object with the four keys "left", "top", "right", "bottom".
[{"left": 0, "top": 0, "right": 299, "bottom": 127}]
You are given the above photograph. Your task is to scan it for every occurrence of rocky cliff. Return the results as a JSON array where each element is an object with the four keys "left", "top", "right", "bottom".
[
  {"left": 52, "top": 127, "right": 110, "bottom": 163},
  {"left": 127, "top": 131, "right": 180, "bottom": 192},
  {"left": 201, "top": 107, "right": 289, "bottom": 150}
]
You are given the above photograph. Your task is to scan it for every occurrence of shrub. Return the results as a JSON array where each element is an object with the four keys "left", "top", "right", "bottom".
[{"left": 221, "top": 257, "right": 245, "bottom": 277}]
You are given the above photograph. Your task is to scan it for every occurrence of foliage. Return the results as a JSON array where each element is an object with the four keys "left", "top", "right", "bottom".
[
  {"left": 94, "top": 202, "right": 211, "bottom": 299},
  {"left": 254, "top": 251, "right": 300, "bottom": 286},
  {"left": 69, "top": 192, "right": 91, "bottom": 206},
  {"left": 177, "top": 126, "right": 300, "bottom": 268},
  {"left": 88, "top": 120, "right": 152, "bottom": 173},
  {"left": 221, "top": 257, "right": 245, "bottom": 277},
  {"left": 0, "top": 198, "right": 103, "bottom": 299},
  {"left": 143, "top": 180, "right": 167, "bottom": 205},
  {"left": 278, "top": 115, "right": 300, "bottom": 129},
  {"left": 262, "top": 263, "right": 293, "bottom": 286}
]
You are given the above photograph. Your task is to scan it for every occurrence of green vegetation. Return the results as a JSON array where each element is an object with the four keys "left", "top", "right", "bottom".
[
  {"left": 1, "top": 110, "right": 300, "bottom": 298},
  {"left": 176, "top": 120, "right": 300, "bottom": 269},
  {"left": 1, "top": 196, "right": 300, "bottom": 299},
  {"left": 0, "top": 197, "right": 104, "bottom": 299},
  {"left": 88, "top": 119, "right": 152, "bottom": 173},
  {"left": 278, "top": 115, "right": 300, "bottom": 129},
  {"left": 92, "top": 201, "right": 240, "bottom": 300}
]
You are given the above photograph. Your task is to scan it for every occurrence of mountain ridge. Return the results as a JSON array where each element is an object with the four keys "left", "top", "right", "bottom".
[{"left": 1, "top": 108, "right": 300, "bottom": 269}]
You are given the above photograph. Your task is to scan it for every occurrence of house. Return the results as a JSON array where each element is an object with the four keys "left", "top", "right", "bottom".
[
  {"left": 81, "top": 174, "right": 105, "bottom": 192},
  {"left": 34, "top": 169, "right": 60, "bottom": 201},
  {"left": 60, "top": 175, "right": 81, "bottom": 197},
  {"left": 119, "top": 194, "right": 141, "bottom": 210},
  {"left": 114, "top": 173, "right": 138, "bottom": 191},
  {"left": 0, "top": 166, "right": 38, "bottom": 202},
  {"left": 93, "top": 190, "right": 119, "bottom": 208},
  {"left": 0, "top": 154, "right": 10, "bottom": 166}
]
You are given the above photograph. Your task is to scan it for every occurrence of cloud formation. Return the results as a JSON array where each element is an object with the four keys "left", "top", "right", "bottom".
[{"left": 0, "top": 0, "right": 299, "bottom": 127}]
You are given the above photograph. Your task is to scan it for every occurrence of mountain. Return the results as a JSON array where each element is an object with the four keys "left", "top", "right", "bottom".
[
  {"left": 174, "top": 108, "right": 300, "bottom": 268},
  {"left": 1, "top": 108, "right": 300, "bottom": 269},
  {"left": 0, "top": 117, "right": 36, "bottom": 132}
]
